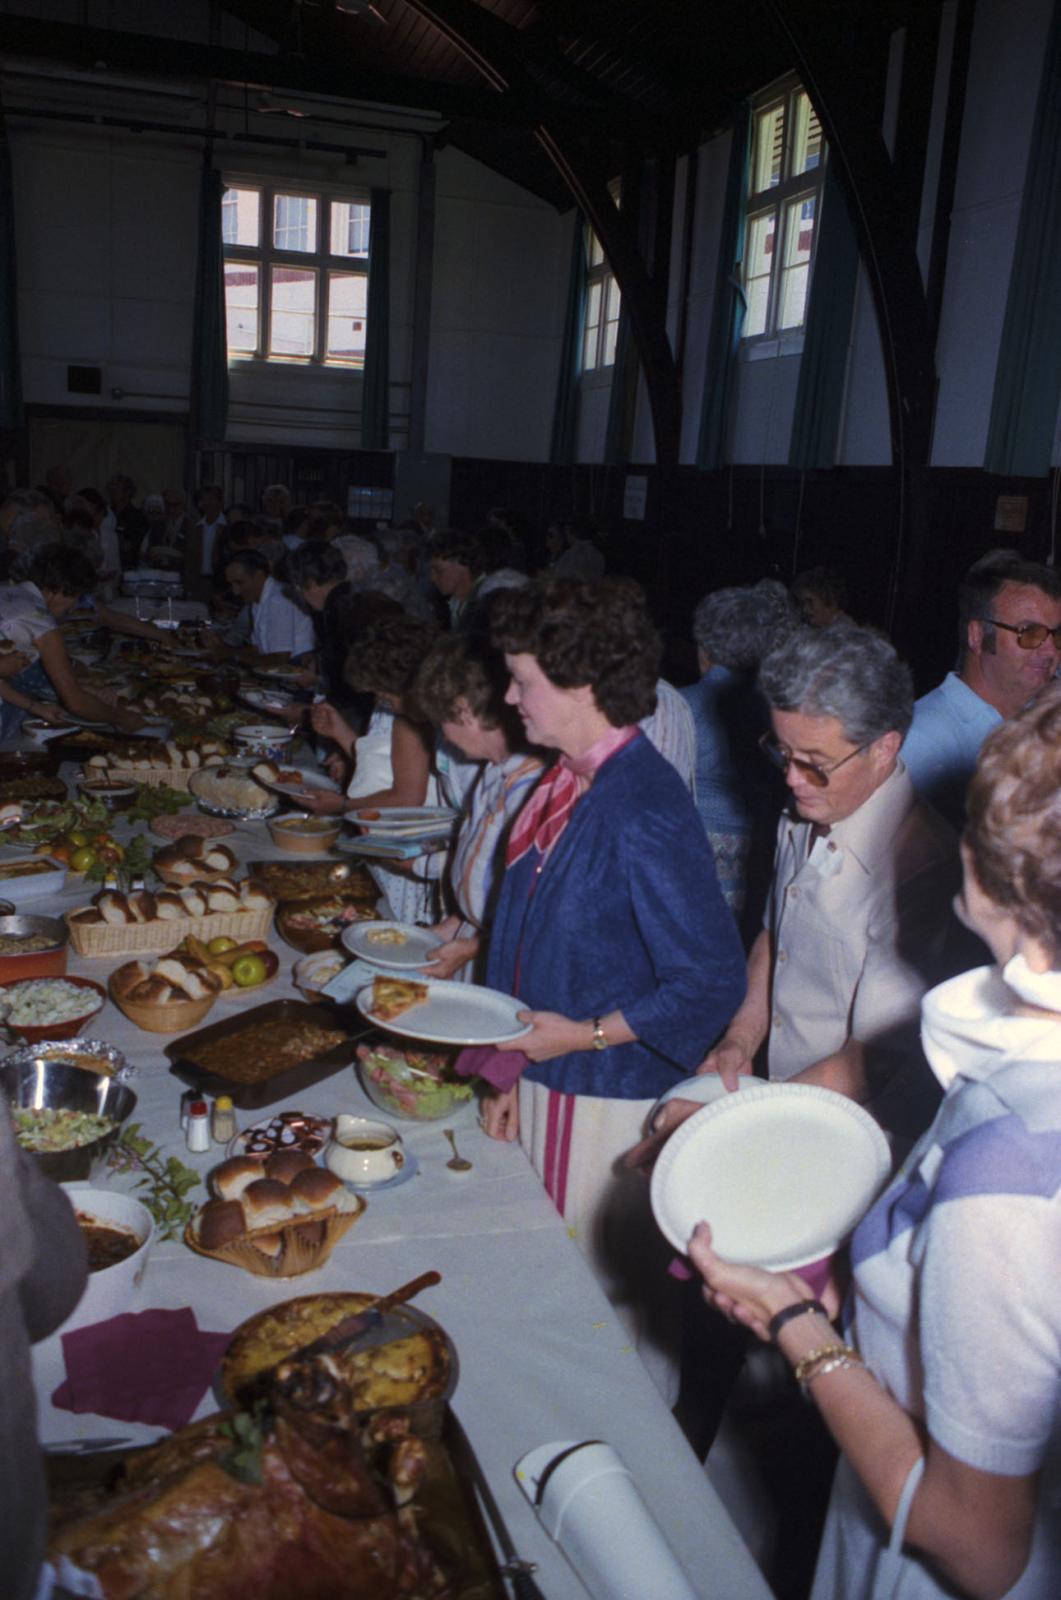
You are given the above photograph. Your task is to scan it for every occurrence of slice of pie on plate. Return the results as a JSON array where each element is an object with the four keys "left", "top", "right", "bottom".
[{"left": 370, "top": 975, "right": 429, "bottom": 1022}]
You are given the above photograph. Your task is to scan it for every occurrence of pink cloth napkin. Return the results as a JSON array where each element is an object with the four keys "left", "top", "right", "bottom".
[{"left": 52, "top": 1308, "right": 231, "bottom": 1432}]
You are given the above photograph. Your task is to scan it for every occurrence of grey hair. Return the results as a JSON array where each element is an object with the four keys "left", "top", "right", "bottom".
[
  {"left": 693, "top": 579, "right": 799, "bottom": 672},
  {"left": 758, "top": 622, "right": 914, "bottom": 742}
]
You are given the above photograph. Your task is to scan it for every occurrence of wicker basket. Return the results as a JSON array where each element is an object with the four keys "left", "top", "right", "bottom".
[
  {"left": 66, "top": 902, "right": 274, "bottom": 958},
  {"left": 109, "top": 983, "right": 219, "bottom": 1034},
  {"left": 95, "top": 765, "right": 195, "bottom": 790},
  {"left": 184, "top": 1200, "right": 365, "bottom": 1277}
]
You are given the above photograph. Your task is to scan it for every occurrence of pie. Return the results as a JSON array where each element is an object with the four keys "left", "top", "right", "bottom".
[{"left": 371, "top": 975, "right": 429, "bottom": 1022}]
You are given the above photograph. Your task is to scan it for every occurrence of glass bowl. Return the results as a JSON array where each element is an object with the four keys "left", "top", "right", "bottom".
[{"left": 356, "top": 1042, "right": 475, "bottom": 1122}]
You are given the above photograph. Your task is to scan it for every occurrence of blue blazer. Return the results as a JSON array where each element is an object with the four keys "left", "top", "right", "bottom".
[{"left": 486, "top": 734, "right": 746, "bottom": 1098}]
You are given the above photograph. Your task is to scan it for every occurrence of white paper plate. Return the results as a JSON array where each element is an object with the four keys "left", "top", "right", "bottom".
[
  {"left": 257, "top": 765, "right": 340, "bottom": 798},
  {"left": 349, "top": 805, "right": 459, "bottom": 834},
  {"left": 355, "top": 978, "right": 530, "bottom": 1045},
  {"left": 240, "top": 687, "right": 294, "bottom": 716},
  {"left": 650, "top": 1082, "right": 891, "bottom": 1270},
  {"left": 342, "top": 920, "right": 443, "bottom": 970}
]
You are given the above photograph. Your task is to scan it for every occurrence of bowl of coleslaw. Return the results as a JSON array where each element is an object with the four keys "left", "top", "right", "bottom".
[
  {"left": 3, "top": 1057, "right": 136, "bottom": 1180},
  {"left": 0, "top": 975, "right": 108, "bottom": 1042}
]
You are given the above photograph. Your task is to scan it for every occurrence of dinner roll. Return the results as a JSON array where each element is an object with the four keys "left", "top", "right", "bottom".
[
  {"left": 290, "top": 1166, "right": 346, "bottom": 1213},
  {"left": 264, "top": 1149, "right": 315, "bottom": 1186},
  {"left": 242, "top": 1178, "right": 297, "bottom": 1231},
  {"left": 212, "top": 1156, "right": 263, "bottom": 1203},
  {"left": 197, "top": 1199, "right": 247, "bottom": 1253}
]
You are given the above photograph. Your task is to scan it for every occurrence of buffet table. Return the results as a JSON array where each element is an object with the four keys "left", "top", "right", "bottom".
[{"left": 19, "top": 781, "right": 772, "bottom": 1600}]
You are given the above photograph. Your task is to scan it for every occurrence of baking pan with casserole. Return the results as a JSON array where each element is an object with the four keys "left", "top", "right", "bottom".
[{"left": 166, "top": 998, "right": 367, "bottom": 1109}]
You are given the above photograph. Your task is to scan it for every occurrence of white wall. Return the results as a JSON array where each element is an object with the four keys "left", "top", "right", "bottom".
[
  {"left": 931, "top": 0, "right": 1057, "bottom": 465},
  {"left": 6, "top": 71, "right": 570, "bottom": 463},
  {"left": 426, "top": 149, "right": 568, "bottom": 461}
]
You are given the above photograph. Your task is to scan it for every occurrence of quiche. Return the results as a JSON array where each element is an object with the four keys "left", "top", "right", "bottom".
[
  {"left": 371, "top": 975, "right": 429, "bottom": 1023},
  {"left": 221, "top": 1291, "right": 453, "bottom": 1413}
]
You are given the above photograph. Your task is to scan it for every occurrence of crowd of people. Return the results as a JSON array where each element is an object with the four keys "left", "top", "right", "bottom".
[{"left": 2, "top": 466, "right": 1058, "bottom": 1600}]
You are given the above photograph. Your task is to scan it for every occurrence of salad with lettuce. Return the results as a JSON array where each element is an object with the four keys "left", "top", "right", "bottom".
[{"left": 357, "top": 1042, "right": 474, "bottom": 1121}]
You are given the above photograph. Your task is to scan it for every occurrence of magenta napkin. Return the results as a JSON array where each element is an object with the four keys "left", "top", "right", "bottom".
[{"left": 52, "top": 1308, "right": 231, "bottom": 1432}]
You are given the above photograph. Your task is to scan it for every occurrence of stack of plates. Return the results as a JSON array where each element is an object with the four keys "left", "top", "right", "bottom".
[{"left": 351, "top": 805, "right": 459, "bottom": 841}]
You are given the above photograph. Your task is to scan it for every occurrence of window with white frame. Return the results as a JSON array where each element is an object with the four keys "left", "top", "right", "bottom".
[
  {"left": 582, "top": 181, "right": 622, "bottom": 372},
  {"left": 742, "top": 84, "right": 824, "bottom": 341},
  {"left": 221, "top": 183, "right": 372, "bottom": 366}
]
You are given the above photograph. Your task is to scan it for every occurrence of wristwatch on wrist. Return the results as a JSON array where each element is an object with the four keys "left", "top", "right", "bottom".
[{"left": 591, "top": 1017, "right": 608, "bottom": 1051}]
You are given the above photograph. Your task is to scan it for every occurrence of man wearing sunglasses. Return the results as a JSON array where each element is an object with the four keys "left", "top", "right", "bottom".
[
  {"left": 646, "top": 624, "right": 966, "bottom": 1141},
  {"left": 901, "top": 550, "right": 1061, "bottom": 827}
]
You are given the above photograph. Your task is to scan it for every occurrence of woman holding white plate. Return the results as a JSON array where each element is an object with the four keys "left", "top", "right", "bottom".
[
  {"left": 464, "top": 578, "right": 745, "bottom": 1397},
  {"left": 412, "top": 633, "right": 544, "bottom": 982},
  {"left": 689, "top": 687, "right": 1061, "bottom": 1600}
]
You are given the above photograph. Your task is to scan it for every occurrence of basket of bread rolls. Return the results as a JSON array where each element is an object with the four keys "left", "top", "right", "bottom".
[
  {"left": 153, "top": 835, "right": 239, "bottom": 887},
  {"left": 109, "top": 948, "right": 224, "bottom": 1033},
  {"left": 185, "top": 1149, "right": 366, "bottom": 1276},
  {"left": 83, "top": 740, "right": 229, "bottom": 791},
  {"left": 65, "top": 879, "right": 274, "bottom": 956}
]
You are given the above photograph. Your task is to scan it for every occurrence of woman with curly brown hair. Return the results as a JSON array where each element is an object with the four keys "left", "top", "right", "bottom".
[
  {"left": 688, "top": 682, "right": 1061, "bottom": 1600},
  {"left": 463, "top": 577, "right": 745, "bottom": 1394}
]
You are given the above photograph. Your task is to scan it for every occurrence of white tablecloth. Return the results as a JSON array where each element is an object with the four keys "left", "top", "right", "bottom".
[{"left": 15, "top": 789, "right": 772, "bottom": 1600}]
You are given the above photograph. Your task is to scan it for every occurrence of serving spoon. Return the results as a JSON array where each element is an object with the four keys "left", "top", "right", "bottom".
[{"left": 443, "top": 1127, "right": 472, "bottom": 1171}]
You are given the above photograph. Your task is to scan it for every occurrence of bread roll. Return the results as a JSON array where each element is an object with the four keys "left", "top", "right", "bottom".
[
  {"left": 290, "top": 1166, "right": 346, "bottom": 1214},
  {"left": 212, "top": 1156, "right": 263, "bottom": 1203},
  {"left": 98, "top": 891, "right": 133, "bottom": 926},
  {"left": 179, "top": 886, "right": 207, "bottom": 917},
  {"left": 197, "top": 1199, "right": 247, "bottom": 1252},
  {"left": 263, "top": 1149, "right": 314, "bottom": 1187},
  {"left": 242, "top": 1178, "right": 297, "bottom": 1231},
  {"left": 129, "top": 975, "right": 173, "bottom": 1003},
  {"left": 127, "top": 890, "right": 157, "bottom": 924},
  {"left": 154, "top": 891, "right": 187, "bottom": 920},
  {"left": 206, "top": 885, "right": 240, "bottom": 912},
  {"left": 109, "top": 959, "right": 150, "bottom": 1000},
  {"left": 239, "top": 882, "right": 272, "bottom": 909}
]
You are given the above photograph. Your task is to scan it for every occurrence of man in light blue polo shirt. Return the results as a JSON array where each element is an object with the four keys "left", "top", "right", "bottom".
[{"left": 902, "top": 550, "right": 1061, "bottom": 826}]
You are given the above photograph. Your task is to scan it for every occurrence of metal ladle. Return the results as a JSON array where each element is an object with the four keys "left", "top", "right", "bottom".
[{"left": 443, "top": 1127, "right": 472, "bottom": 1172}]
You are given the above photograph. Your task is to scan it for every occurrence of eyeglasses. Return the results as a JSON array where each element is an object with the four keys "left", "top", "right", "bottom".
[
  {"left": 976, "top": 617, "right": 1061, "bottom": 650},
  {"left": 758, "top": 731, "right": 869, "bottom": 788}
]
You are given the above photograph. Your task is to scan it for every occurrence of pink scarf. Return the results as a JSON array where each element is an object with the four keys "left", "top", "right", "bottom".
[{"left": 506, "top": 724, "right": 638, "bottom": 868}]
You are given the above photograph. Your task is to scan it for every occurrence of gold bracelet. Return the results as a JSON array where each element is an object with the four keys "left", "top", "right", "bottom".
[
  {"left": 793, "top": 1343, "right": 862, "bottom": 1386},
  {"left": 802, "top": 1352, "right": 864, "bottom": 1387}
]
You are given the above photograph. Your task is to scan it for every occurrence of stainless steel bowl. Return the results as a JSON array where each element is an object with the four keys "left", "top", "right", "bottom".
[
  {"left": 2, "top": 1058, "right": 137, "bottom": 1181},
  {"left": 0, "top": 1036, "right": 134, "bottom": 1082}
]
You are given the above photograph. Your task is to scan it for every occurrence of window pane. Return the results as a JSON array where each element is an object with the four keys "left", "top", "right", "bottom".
[
  {"left": 742, "top": 210, "right": 776, "bottom": 338},
  {"left": 330, "top": 201, "right": 371, "bottom": 259},
  {"left": 326, "top": 272, "right": 367, "bottom": 363},
  {"left": 752, "top": 102, "right": 785, "bottom": 193},
  {"left": 587, "top": 229, "right": 604, "bottom": 270},
  {"left": 224, "top": 262, "right": 259, "bottom": 353},
  {"left": 583, "top": 280, "right": 602, "bottom": 370},
  {"left": 273, "top": 193, "right": 317, "bottom": 253},
  {"left": 777, "top": 193, "right": 815, "bottom": 329},
  {"left": 602, "top": 275, "right": 621, "bottom": 366},
  {"left": 269, "top": 265, "right": 316, "bottom": 356},
  {"left": 222, "top": 186, "right": 259, "bottom": 247},
  {"left": 791, "top": 92, "right": 823, "bottom": 178}
]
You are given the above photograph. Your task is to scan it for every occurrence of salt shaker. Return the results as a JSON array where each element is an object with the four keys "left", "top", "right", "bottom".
[{"left": 185, "top": 1100, "right": 211, "bottom": 1153}]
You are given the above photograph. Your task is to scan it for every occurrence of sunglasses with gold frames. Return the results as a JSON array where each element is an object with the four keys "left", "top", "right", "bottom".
[{"left": 758, "top": 731, "right": 870, "bottom": 788}]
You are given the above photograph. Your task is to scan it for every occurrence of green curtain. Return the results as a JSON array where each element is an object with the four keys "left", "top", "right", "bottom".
[
  {"left": 697, "top": 104, "right": 750, "bottom": 470},
  {"left": 361, "top": 187, "right": 391, "bottom": 450},
  {"left": 789, "top": 161, "right": 860, "bottom": 469},
  {"left": 984, "top": 0, "right": 1061, "bottom": 476},
  {"left": 191, "top": 161, "right": 228, "bottom": 442},
  {"left": 549, "top": 212, "right": 587, "bottom": 463}
]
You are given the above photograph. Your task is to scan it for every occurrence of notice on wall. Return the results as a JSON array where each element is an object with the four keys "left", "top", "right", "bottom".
[
  {"left": 623, "top": 475, "right": 648, "bottom": 521},
  {"left": 994, "top": 495, "right": 1028, "bottom": 534}
]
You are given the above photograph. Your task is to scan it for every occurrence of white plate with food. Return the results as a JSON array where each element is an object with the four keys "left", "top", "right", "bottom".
[
  {"left": 355, "top": 976, "right": 530, "bottom": 1045},
  {"left": 239, "top": 686, "right": 297, "bottom": 717},
  {"left": 342, "top": 920, "right": 442, "bottom": 970},
  {"left": 254, "top": 764, "right": 341, "bottom": 799},
  {"left": 349, "top": 805, "right": 460, "bottom": 835},
  {"left": 650, "top": 1082, "right": 891, "bottom": 1270}
]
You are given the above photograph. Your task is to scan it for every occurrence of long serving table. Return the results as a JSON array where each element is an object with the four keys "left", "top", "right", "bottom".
[{"left": 22, "top": 791, "right": 773, "bottom": 1600}]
